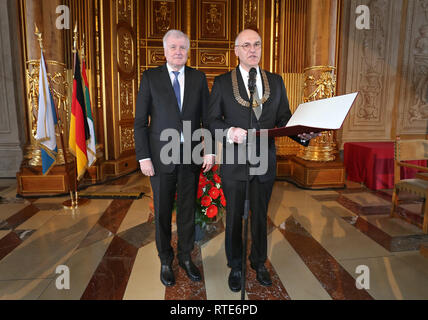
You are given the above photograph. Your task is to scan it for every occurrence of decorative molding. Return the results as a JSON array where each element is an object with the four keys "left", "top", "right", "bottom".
[
  {"left": 119, "top": 79, "right": 135, "bottom": 120},
  {"left": 244, "top": 0, "right": 258, "bottom": 29},
  {"left": 148, "top": 48, "right": 167, "bottom": 66},
  {"left": 397, "top": 0, "right": 428, "bottom": 134},
  {"left": 117, "top": 26, "right": 134, "bottom": 73},
  {"left": 151, "top": 0, "right": 175, "bottom": 38},
  {"left": 120, "top": 126, "right": 135, "bottom": 152},
  {"left": 303, "top": 67, "right": 337, "bottom": 102},
  {"left": 199, "top": 50, "right": 228, "bottom": 66},
  {"left": 341, "top": 0, "right": 403, "bottom": 142},
  {"left": 200, "top": 1, "right": 227, "bottom": 40},
  {"left": 117, "top": 0, "right": 133, "bottom": 25}
]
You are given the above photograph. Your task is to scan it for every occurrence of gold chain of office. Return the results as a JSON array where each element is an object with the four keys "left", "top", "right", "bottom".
[{"left": 231, "top": 68, "right": 270, "bottom": 108}]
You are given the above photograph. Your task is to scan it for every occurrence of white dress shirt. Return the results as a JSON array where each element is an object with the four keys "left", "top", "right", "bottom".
[{"left": 239, "top": 64, "right": 263, "bottom": 109}]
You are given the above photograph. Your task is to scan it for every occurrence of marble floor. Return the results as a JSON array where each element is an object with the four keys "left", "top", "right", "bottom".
[{"left": 0, "top": 172, "right": 427, "bottom": 300}]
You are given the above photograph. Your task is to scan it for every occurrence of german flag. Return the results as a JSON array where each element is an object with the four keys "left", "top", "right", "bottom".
[{"left": 69, "top": 52, "right": 90, "bottom": 180}]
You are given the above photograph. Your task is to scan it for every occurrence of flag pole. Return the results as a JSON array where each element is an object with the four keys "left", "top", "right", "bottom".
[{"left": 65, "top": 22, "right": 89, "bottom": 209}]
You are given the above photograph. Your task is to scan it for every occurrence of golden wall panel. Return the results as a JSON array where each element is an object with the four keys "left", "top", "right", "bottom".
[
  {"left": 148, "top": 48, "right": 167, "bottom": 66},
  {"left": 120, "top": 126, "right": 135, "bottom": 153},
  {"left": 117, "top": 25, "right": 135, "bottom": 74},
  {"left": 200, "top": 1, "right": 227, "bottom": 40},
  {"left": 278, "top": 0, "right": 307, "bottom": 74},
  {"left": 275, "top": 73, "right": 305, "bottom": 157},
  {"left": 117, "top": 0, "right": 133, "bottom": 25},
  {"left": 119, "top": 78, "right": 135, "bottom": 120},
  {"left": 243, "top": 0, "right": 259, "bottom": 30},
  {"left": 150, "top": 0, "right": 177, "bottom": 38},
  {"left": 199, "top": 49, "right": 229, "bottom": 67}
]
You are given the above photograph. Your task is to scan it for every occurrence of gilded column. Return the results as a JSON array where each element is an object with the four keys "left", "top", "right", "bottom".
[
  {"left": 298, "top": 0, "right": 338, "bottom": 161},
  {"left": 20, "top": 0, "right": 70, "bottom": 167}
]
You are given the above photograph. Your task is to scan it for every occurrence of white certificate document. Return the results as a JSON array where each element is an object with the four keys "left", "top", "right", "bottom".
[{"left": 260, "top": 92, "right": 359, "bottom": 138}]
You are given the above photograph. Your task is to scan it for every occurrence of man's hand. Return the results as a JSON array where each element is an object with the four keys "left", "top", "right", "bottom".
[
  {"left": 202, "top": 154, "right": 215, "bottom": 173},
  {"left": 298, "top": 132, "right": 321, "bottom": 143},
  {"left": 229, "top": 127, "right": 247, "bottom": 144},
  {"left": 140, "top": 159, "right": 155, "bottom": 176}
]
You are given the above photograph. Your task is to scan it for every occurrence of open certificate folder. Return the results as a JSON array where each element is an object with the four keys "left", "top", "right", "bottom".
[{"left": 258, "top": 92, "right": 359, "bottom": 138}]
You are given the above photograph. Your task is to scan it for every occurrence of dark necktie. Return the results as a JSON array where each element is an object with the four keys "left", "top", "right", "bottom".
[{"left": 172, "top": 71, "right": 181, "bottom": 111}]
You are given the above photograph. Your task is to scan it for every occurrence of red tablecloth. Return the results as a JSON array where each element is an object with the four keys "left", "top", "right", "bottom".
[{"left": 344, "top": 142, "right": 427, "bottom": 190}]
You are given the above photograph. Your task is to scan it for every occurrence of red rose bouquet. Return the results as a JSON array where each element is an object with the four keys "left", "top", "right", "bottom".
[{"left": 196, "top": 164, "right": 226, "bottom": 228}]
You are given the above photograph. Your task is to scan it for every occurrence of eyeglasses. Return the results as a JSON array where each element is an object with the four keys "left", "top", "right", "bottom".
[{"left": 236, "top": 42, "right": 262, "bottom": 51}]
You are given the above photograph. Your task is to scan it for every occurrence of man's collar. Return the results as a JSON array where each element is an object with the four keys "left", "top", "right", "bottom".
[
  {"left": 238, "top": 64, "right": 260, "bottom": 79},
  {"left": 166, "top": 63, "right": 185, "bottom": 74}
]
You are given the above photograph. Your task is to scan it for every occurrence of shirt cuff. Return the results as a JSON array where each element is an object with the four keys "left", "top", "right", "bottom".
[{"left": 139, "top": 158, "right": 151, "bottom": 163}]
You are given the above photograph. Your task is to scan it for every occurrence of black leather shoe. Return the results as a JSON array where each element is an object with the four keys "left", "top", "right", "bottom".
[
  {"left": 228, "top": 268, "right": 242, "bottom": 292},
  {"left": 251, "top": 263, "right": 272, "bottom": 286},
  {"left": 179, "top": 260, "right": 202, "bottom": 282},
  {"left": 160, "top": 264, "right": 175, "bottom": 287}
]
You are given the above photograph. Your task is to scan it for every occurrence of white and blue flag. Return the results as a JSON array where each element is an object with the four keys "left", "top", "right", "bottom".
[{"left": 35, "top": 51, "right": 58, "bottom": 175}]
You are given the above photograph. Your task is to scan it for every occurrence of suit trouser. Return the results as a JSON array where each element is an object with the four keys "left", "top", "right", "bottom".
[
  {"left": 222, "top": 176, "right": 275, "bottom": 269},
  {"left": 150, "top": 162, "right": 199, "bottom": 266}
]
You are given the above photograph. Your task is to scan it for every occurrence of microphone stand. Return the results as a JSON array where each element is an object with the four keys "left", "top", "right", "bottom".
[{"left": 241, "top": 74, "right": 256, "bottom": 300}]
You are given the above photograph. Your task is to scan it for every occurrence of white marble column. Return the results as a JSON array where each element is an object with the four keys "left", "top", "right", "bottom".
[{"left": 0, "top": 0, "right": 26, "bottom": 177}]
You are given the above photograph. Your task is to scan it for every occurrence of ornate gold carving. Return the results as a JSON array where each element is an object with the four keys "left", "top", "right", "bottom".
[
  {"left": 201, "top": 1, "right": 226, "bottom": 39},
  {"left": 206, "top": 4, "right": 222, "bottom": 34},
  {"left": 303, "top": 66, "right": 336, "bottom": 102},
  {"left": 154, "top": 1, "right": 172, "bottom": 34},
  {"left": 120, "top": 127, "right": 135, "bottom": 152},
  {"left": 118, "top": 0, "right": 132, "bottom": 22},
  {"left": 299, "top": 66, "right": 337, "bottom": 162},
  {"left": 244, "top": 0, "right": 258, "bottom": 29},
  {"left": 25, "top": 59, "right": 69, "bottom": 166},
  {"left": 200, "top": 51, "right": 227, "bottom": 65},
  {"left": 117, "top": 27, "right": 134, "bottom": 73},
  {"left": 231, "top": 68, "right": 270, "bottom": 108},
  {"left": 119, "top": 80, "right": 134, "bottom": 119},
  {"left": 149, "top": 49, "right": 166, "bottom": 65}
]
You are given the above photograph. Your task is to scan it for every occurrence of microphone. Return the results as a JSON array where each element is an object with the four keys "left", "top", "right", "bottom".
[{"left": 248, "top": 67, "right": 257, "bottom": 95}]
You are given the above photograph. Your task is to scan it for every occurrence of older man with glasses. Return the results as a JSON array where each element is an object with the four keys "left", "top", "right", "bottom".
[{"left": 207, "top": 29, "right": 318, "bottom": 292}]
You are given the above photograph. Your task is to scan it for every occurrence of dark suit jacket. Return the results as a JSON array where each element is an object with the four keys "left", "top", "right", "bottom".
[
  {"left": 207, "top": 67, "right": 308, "bottom": 182},
  {"left": 134, "top": 64, "right": 210, "bottom": 173}
]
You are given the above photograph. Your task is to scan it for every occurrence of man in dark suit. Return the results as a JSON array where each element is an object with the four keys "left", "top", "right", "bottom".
[
  {"left": 207, "top": 29, "right": 318, "bottom": 292},
  {"left": 134, "top": 29, "right": 214, "bottom": 287}
]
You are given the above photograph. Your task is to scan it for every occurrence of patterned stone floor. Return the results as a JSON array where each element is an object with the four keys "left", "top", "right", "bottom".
[{"left": 0, "top": 172, "right": 427, "bottom": 300}]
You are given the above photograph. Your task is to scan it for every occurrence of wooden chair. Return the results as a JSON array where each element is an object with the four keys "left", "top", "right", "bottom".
[{"left": 390, "top": 138, "right": 428, "bottom": 233}]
